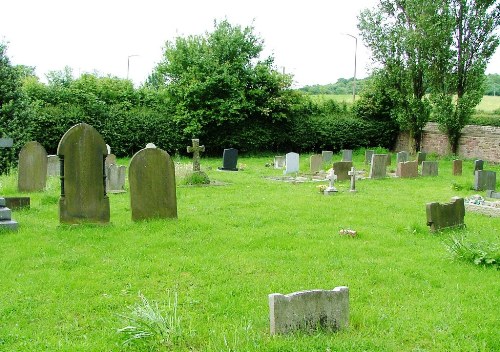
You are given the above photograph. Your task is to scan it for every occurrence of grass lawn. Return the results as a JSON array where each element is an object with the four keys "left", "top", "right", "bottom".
[{"left": 0, "top": 152, "right": 499, "bottom": 351}]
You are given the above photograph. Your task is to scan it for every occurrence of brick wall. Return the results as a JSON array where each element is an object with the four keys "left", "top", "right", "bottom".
[{"left": 395, "top": 123, "right": 500, "bottom": 162}]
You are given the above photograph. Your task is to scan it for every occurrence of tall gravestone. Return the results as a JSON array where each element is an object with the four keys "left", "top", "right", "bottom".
[
  {"left": 18, "top": 141, "right": 48, "bottom": 192},
  {"left": 129, "top": 148, "right": 177, "bottom": 221},
  {"left": 57, "top": 123, "right": 110, "bottom": 224},
  {"left": 341, "top": 149, "right": 353, "bottom": 162},
  {"left": 310, "top": 154, "right": 323, "bottom": 173},
  {"left": 187, "top": 139, "right": 205, "bottom": 172},
  {"left": 322, "top": 151, "right": 333, "bottom": 163},
  {"left": 473, "top": 159, "right": 484, "bottom": 175},
  {"left": 369, "top": 154, "right": 387, "bottom": 179},
  {"left": 474, "top": 170, "right": 496, "bottom": 191},
  {"left": 218, "top": 148, "right": 238, "bottom": 171},
  {"left": 421, "top": 161, "right": 438, "bottom": 176},
  {"left": 333, "top": 161, "right": 353, "bottom": 181},
  {"left": 453, "top": 160, "right": 463, "bottom": 176},
  {"left": 426, "top": 197, "right": 465, "bottom": 232},
  {"left": 284, "top": 152, "right": 299, "bottom": 174},
  {"left": 365, "top": 150, "right": 374, "bottom": 164}
]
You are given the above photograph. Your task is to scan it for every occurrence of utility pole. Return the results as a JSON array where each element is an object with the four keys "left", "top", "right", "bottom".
[
  {"left": 344, "top": 34, "right": 357, "bottom": 102},
  {"left": 127, "top": 55, "right": 139, "bottom": 80}
]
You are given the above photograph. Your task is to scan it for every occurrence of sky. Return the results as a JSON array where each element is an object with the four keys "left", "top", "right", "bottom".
[{"left": 1, "top": 0, "right": 499, "bottom": 88}]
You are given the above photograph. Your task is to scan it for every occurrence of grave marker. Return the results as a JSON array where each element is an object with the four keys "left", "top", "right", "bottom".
[
  {"left": 417, "top": 152, "right": 427, "bottom": 163},
  {"left": 324, "top": 169, "right": 338, "bottom": 195},
  {"left": 57, "top": 123, "right": 110, "bottom": 224},
  {"left": 396, "top": 151, "right": 408, "bottom": 164},
  {"left": 421, "top": 161, "right": 438, "bottom": 176},
  {"left": 269, "top": 286, "right": 349, "bottom": 335},
  {"left": 129, "top": 148, "right": 177, "bottom": 221},
  {"left": 218, "top": 148, "right": 238, "bottom": 171},
  {"left": 18, "top": 141, "right": 48, "bottom": 192},
  {"left": 341, "top": 149, "right": 353, "bottom": 162},
  {"left": 365, "top": 150, "right": 374, "bottom": 164},
  {"left": 284, "top": 152, "right": 299, "bottom": 174},
  {"left": 474, "top": 170, "right": 496, "bottom": 191},
  {"left": 310, "top": 154, "right": 322, "bottom": 173},
  {"left": 105, "top": 154, "right": 117, "bottom": 167},
  {"left": 348, "top": 167, "right": 357, "bottom": 192},
  {"left": 426, "top": 197, "right": 465, "bottom": 232},
  {"left": 486, "top": 190, "right": 500, "bottom": 199},
  {"left": 0, "top": 197, "right": 18, "bottom": 231},
  {"left": 47, "top": 155, "right": 60, "bottom": 177},
  {"left": 4, "top": 197, "right": 30, "bottom": 210},
  {"left": 473, "top": 159, "right": 484, "bottom": 175},
  {"left": 369, "top": 154, "right": 388, "bottom": 179},
  {"left": 187, "top": 139, "right": 205, "bottom": 172},
  {"left": 396, "top": 161, "right": 418, "bottom": 178},
  {"left": 106, "top": 164, "right": 126, "bottom": 193},
  {"left": 453, "top": 159, "right": 462, "bottom": 176},
  {"left": 322, "top": 151, "right": 333, "bottom": 163},
  {"left": 332, "top": 161, "right": 353, "bottom": 181},
  {"left": 274, "top": 156, "right": 285, "bottom": 169}
]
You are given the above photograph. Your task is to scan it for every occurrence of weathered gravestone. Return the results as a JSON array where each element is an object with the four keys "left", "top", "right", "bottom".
[
  {"left": 474, "top": 170, "right": 496, "bottom": 191},
  {"left": 269, "top": 286, "right": 349, "bottom": 335},
  {"left": 332, "top": 161, "right": 353, "bottom": 181},
  {"left": 57, "top": 123, "right": 110, "bottom": 224},
  {"left": 386, "top": 153, "right": 392, "bottom": 166},
  {"left": 284, "top": 152, "right": 299, "bottom": 174},
  {"left": 453, "top": 159, "right": 462, "bottom": 176},
  {"left": 324, "top": 169, "right": 338, "bottom": 195},
  {"left": 18, "top": 141, "right": 48, "bottom": 192},
  {"left": 47, "top": 155, "right": 60, "bottom": 177},
  {"left": 426, "top": 197, "right": 465, "bottom": 232},
  {"left": 421, "top": 161, "right": 439, "bottom": 176},
  {"left": 486, "top": 190, "right": 500, "bottom": 199},
  {"left": 129, "top": 148, "right": 177, "bottom": 221},
  {"left": 396, "top": 151, "right": 409, "bottom": 164},
  {"left": 106, "top": 164, "right": 126, "bottom": 193},
  {"left": 145, "top": 143, "right": 156, "bottom": 149},
  {"left": 187, "top": 139, "right": 205, "bottom": 172},
  {"left": 341, "top": 149, "right": 353, "bottom": 162},
  {"left": 348, "top": 167, "right": 357, "bottom": 192},
  {"left": 218, "top": 148, "right": 238, "bottom": 171},
  {"left": 369, "top": 154, "right": 388, "bottom": 179},
  {"left": 396, "top": 161, "right": 418, "bottom": 178},
  {"left": 417, "top": 152, "right": 427, "bottom": 163},
  {"left": 310, "top": 154, "right": 323, "bottom": 173},
  {"left": 4, "top": 197, "right": 30, "bottom": 210},
  {"left": 274, "top": 156, "right": 285, "bottom": 169},
  {"left": 473, "top": 159, "right": 484, "bottom": 175},
  {"left": 105, "top": 154, "right": 117, "bottom": 167},
  {"left": 0, "top": 197, "right": 18, "bottom": 231},
  {"left": 322, "top": 151, "right": 333, "bottom": 163},
  {"left": 365, "top": 150, "right": 374, "bottom": 164}
]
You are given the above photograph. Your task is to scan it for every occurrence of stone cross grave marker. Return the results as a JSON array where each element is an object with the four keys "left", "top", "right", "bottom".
[
  {"left": 348, "top": 167, "right": 356, "bottom": 192},
  {"left": 129, "top": 147, "right": 177, "bottom": 221},
  {"left": 396, "top": 151, "right": 408, "bottom": 164},
  {"left": 426, "top": 197, "right": 465, "bottom": 232},
  {"left": 274, "top": 156, "right": 285, "bottom": 169},
  {"left": 57, "top": 123, "right": 110, "bottom": 224},
  {"left": 310, "top": 154, "right": 322, "bottom": 173},
  {"left": 322, "top": 151, "right": 333, "bottom": 164},
  {"left": 333, "top": 161, "right": 353, "bottom": 181},
  {"left": 396, "top": 161, "right": 418, "bottom": 178},
  {"left": 269, "top": 286, "right": 349, "bottom": 335},
  {"left": 421, "top": 161, "right": 438, "bottom": 176},
  {"left": 474, "top": 170, "right": 496, "bottom": 191},
  {"left": 218, "top": 148, "right": 238, "bottom": 171},
  {"left": 284, "top": 152, "right": 299, "bottom": 174},
  {"left": 453, "top": 159, "right": 462, "bottom": 176},
  {"left": 342, "top": 149, "right": 353, "bottom": 162},
  {"left": 187, "top": 139, "right": 205, "bottom": 172},
  {"left": 324, "top": 169, "right": 338, "bottom": 195},
  {"left": 369, "top": 154, "right": 388, "bottom": 179},
  {"left": 18, "top": 141, "right": 48, "bottom": 192},
  {"left": 365, "top": 150, "right": 374, "bottom": 164},
  {"left": 473, "top": 159, "right": 484, "bottom": 175}
]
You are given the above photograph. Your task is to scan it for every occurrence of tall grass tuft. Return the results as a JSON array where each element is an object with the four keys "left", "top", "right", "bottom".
[
  {"left": 445, "top": 235, "right": 500, "bottom": 269},
  {"left": 118, "top": 291, "right": 184, "bottom": 348}
]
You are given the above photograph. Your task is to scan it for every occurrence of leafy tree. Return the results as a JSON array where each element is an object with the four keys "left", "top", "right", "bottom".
[{"left": 485, "top": 74, "right": 500, "bottom": 96}]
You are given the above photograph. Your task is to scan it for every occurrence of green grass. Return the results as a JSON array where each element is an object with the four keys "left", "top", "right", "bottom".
[
  {"left": 475, "top": 95, "right": 500, "bottom": 113},
  {"left": 1, "top": 153, "right": 499, "bottom": 351}
]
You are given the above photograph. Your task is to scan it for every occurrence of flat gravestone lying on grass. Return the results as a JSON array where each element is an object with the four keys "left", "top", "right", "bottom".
[
  {"left": 57, "top": 123, "right": 110, "bottom": 224},
  {"left": 426, "top": 197, "right": 465, "bottom": 232},
  {"left": 269, "top": 286, "right": 349, "bottom": 335},
  {"left": 474, "top": 170, "right": 496, "bottom": 191},
  {"left": 129, "top": 148, "right": 177, "bottom": 221},
  {"left": 18, "top": 141, "right": 47, "bottom": 192}
]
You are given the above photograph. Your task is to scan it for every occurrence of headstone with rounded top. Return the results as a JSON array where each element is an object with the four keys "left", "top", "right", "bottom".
[
  {"left": 57, "top": 123, "right": 110, "bottom": 224},
  {"left": 129, "top": 148, "right": 177, "bottom": 221},
  {"left": 145, "top": 143, "right": 156, "bottom": 149},
  {"left": 473, "top": 159, "right": 484, "bottom": 175},
  {"left": 18, "top": 141, "right": 48, "bottom": 192}
]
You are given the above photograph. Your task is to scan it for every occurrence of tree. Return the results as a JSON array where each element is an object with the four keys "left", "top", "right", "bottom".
[{"left": 430, "top": 0, "right": 500, "bottom": 153}]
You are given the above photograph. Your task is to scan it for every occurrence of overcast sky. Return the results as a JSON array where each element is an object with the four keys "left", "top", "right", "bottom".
[{"left": 1, "top": 0, "right": 499, "bottom": 88}]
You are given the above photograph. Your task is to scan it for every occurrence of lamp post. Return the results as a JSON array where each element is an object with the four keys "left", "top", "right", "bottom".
[
  {"left": 344, "top": 34, "right": 357, "bottom": 102},
  {"left": 127, "top": 55, "right": 139, "bottom": 80}
]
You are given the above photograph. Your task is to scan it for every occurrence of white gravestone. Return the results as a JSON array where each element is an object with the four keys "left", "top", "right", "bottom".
[{"left": 284, "top": 152, "right": 299, "bottom": 174}]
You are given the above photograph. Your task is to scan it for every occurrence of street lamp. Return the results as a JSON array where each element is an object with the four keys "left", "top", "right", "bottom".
[
  {"left": 127, "top": 54, "right": 139, "bottom": 80},
  {"left": 344, "top": 34, "right": 357, "bottom": 102}
]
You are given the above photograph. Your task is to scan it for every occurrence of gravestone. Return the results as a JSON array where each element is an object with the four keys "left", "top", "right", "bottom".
[
  {"left": 369, "top": 154, "right": 388, "bottom": 179},
  {"left": 386, "top": 153, "right": 392, "bottom": 166},
  {"left": 145, "top": 143, "right": 156, "bottom": 149},
  {"left": 453, "top": 159, "right": 462, "bottom": 176},
  {"left": 421, "top": 161, "right": 438, "bottom": 176},
  {"left": 4, "top": 197, "right": 30, "bottom": 210},
  {"left": 0, "top": 198, "right": 18, "bottom": 231},
  {"left": 348, "top": 167, "right": 357, "bottom": 192},
  {"left": 105, "top": 154, "right": 117, "bottom": 167},
  {"left": 365, "top": 150, "right": 374, "bottom": 164},
  {"left": 57, "top": 123, "right": 110, "bottom": 224},
  {"left": 486, "top": 190, "right": 500, "bottom": 199},
  {"left": 473, "top": 159, "right": 484, "bottom": 175},
  {"left": 47, "top": 155, "right": 60, "bottom": 177},
  {"left": 396, "top": 151, "right": 409, "bottom": 164},
  {"left": 324, "top": 169, "right": 338, "bottom": 195},
  {"left": 284, "top": 152, "right": 299, "bottom": 174},
  {"left": 474, "top": 170, "right": 496, "bottom": 191},
  {"left": 18, "top": 141, "right": 48, "bottom": 192},
  {"left": 218, "top": 148, "right": 238, "bottom": 171},
  {"left": 274, "top": 156, "right": 285, "bottom": 169},
  {"left": 417, "top": 152, "right": 427, "bottom": 163},
  {"left": 106, "top": 144, "right": 111, "bottom": 154},
  {"left": 187, "top": 139, "right": 205, "bottom": 172},
  {"left": 322, "top": 151, "right": 333, "bottom": 163},
  {"left": 396, "top": 161, "right": 418, "bottom": 178},
  {"left": 106, "top": 164, "right": 126, "bottom": 193},
  {"left": 332, "top": 161, "right": 353, "bottom": 181},
  {"left": 341, "top": 149, "right": 353, "bottom": 162},
  {"left": 129, "top": 148, "right": 177, "bottom": 221},
  {"left": 426, "top": 197, "right": 465, "bottom": 232},
  {"left": 269, "top": 286, "right": 349, "bottom": 335},
  {"left": 310, "top": 154, "right": 323, "bottom": 173}
]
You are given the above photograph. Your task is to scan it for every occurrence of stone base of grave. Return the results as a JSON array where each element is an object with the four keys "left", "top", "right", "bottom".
[
  {"left": 465, "top": 203, "right": 500, "bottom": 217},
  {"left": 217, "top": 167, "right": 238, "bottom": 171},
  {"left": 107, "top": 190, "right": 126, "bottom": 194},
  {"left": 0, "top": 219, "right": 18, "bottom": 231},
  {"left": 0, "top": 197, "right": 18, "bottom": 231},
  {"left": 324, "top": 187, "right": 338, "bottom": 195}
]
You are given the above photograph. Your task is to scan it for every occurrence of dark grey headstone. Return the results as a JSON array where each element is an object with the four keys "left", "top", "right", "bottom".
[
  {"left": 341, "top": 150, "right": 353, "bottom": 162},
  {"left": 18, "top": 141, "right": 48, "bottom": 192},
  {"left": 218, "top": 148, "right": 238, "bottom": 171},
  {"left": 473, "top": 160, "right": 484, "bottom": 175},
  {"left": 333, "top": 161, "right": 353, "bottom": 181},
  {"left": 369, "top": 154, "right": 388, "bottom": 179},
  {"left": 129, "top": 148, "right": 177, "bottom": 221},
  {"left": 57, "top": 123, "right": 110, "bottom": 224},
  {"left": 474, "top": 170, "right": 496, "bottom": 191},
  {"left": 396, "top": 151, "right": 408, "bottom": 164},
  {"left": 417, "top": 152, "right": 427, "bottom": 163},
  {"left": 421, "top": 161, "right": 438, "bottom": 176},
  {"left": 426, "top": 197, "right": 465, "bottom": 232}
]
